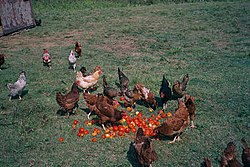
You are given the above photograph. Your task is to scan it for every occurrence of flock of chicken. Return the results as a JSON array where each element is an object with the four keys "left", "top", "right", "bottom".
[{"left": 2, "top": 41, "right": 249, "bottom": 167}]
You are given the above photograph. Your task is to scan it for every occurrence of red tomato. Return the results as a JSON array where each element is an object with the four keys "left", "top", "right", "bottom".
[
  {"left": 101, "top": 134, "right": 106, "bottom": 139},
  {"left": 84, "top": 130, "right": 89, "bottom": 135},
  {"left": 120, "top": 96, "right": 125, "bottom": 101},
  {"left": 113, "top": 126, "right": 118, "bottom": 132},
  {"left": 118, "top": 131, "right": 124, "bottom": 136},
  {"left": 124, "top": 128, "right": 130, "bottom": 133},
  {"left": 79, "top": 127, "right": 84, "bottom": 133},
  {"left": 161, "top": 113, "right": 167, "bottom": 118},
  {"left": 118, "top": 125, "right": 125, "bottom": 132},
  {"left": 137, "top": 112, "right": 142, "bottom": 117},
  {"left": 59, "top": 137, "right": 64, "bottom": 142},
  {"left": 73, "top": 120, "right": 79, "bottom": 125},
  {"left": 131, "top": 128, "right": 137, "bottom": 133},
  {"left": 77, "top": 133, "right": 82, "bottom": 137},
  {"left": 94, "top": 127, "right": 99, "bottom": 132},
  {"left": 92, "top": 138, "right": 97, "bottom": 142}
]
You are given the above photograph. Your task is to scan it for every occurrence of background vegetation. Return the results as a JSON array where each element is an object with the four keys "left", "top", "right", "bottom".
[{"left": 0, "top": 0, "right": 249, "bottom": 166}]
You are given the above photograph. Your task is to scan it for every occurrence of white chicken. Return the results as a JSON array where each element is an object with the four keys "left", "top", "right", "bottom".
[
  {"left": 7, "top": 71, "right": 27, "bottom": 101},
  {"left": 68, "top": 50, "right": 77, "bottom": 72}
]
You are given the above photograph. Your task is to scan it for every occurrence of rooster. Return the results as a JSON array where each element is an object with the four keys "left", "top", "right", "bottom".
[
  {"left": 7, "top": 71, "right": 27, "bottom": 101},
  {"left": 68, "top": 50, "right": 77, "bottom": 72},
  {"left": 159, "top": 75, "right": 172, "bottom": 110},
  {"left": 75, "top": 41, "right": 82, "bottom": 58},
  {"left": 42, "top": 49, "right": 51, "bottom": 69},
  {"left": 134, "top": 128, "right": 157, "bottom": 167},
  {"left": 56, "top": 82, "right": 80, "bottom": 117},
  {"left": 103, "top": 76, "right": 121, "bottom": 100},
  {"left": 184, "top": 94, "right": 196, "bottom": 128},
  {"left": 0, "top": 54, "right": 4, "bottom": 70},
  {"left": 76, "top": 66, "right": 102, "bottom": 92},
  {"left": 118, "top": 67, "right": 129, "bottom": 93},
  {"left": 135, "top": 83, "right": 158, "bottom": 110},
  {"left": 153, "top": 98, "right": 189, "bottom": 144},
  {"left": 241, "top": 138, "right": 250, "bottom": 167}
]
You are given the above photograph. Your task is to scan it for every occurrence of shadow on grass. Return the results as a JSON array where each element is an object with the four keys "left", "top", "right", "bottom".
[
  {"left": 0, "top": 67, "right": 7, "bottom": 70},
  {"left": 8, "top": 90, "right": 29, "bottom": 100},
  {"left": 127, "top": 142, "right": 142, "bottom": 167}
]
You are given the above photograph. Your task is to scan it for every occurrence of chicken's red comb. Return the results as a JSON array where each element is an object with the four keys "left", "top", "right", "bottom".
[{"left": 43, "top": 49, "right": 49, "bottom": 54}]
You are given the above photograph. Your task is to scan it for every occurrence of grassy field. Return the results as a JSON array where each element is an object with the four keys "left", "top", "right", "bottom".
[{"left": 0, "top": 0, "right": 250, "bottom": 166}]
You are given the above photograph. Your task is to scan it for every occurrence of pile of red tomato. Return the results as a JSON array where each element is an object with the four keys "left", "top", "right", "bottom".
[{"left": 60, "top": 108, "right": 172, "bottom": 142}]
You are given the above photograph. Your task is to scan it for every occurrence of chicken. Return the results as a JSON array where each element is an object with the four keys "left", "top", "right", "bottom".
[
  {"left": 184, "top": 94, "right": 196, "bottom": 128},
  {"left": 172, "top": 80, "right": 185, "bottom": 98},
  {"left": 118, "top": 67, "right": 130, "bottom": 93},
  {"left": 68, "top": 50, "right": 77, "bottom": 72},
  {"left": 122, "top": 86, "right": 142, "bottom": 108},
  {"left": 180, "top": 74, "right": 189, "bottom": 91},
  {"left": 80, "top": 66, "right": 89, "bottom": 77},
  {"left": 219, "top": 142, "right": 243, "bottom": 167},
  {"left": 241, "top": 138, "right": 250, "bottom": 167},
  {"left": 83, "top": 92, "right": 99, "bottom": 119},
  {"left": 153, "top": 98, "right": 189, "bottom": 144},
  {"left": 0, "top": 54, "right": 5, "bottom": 70},
  {"left": 75, "top": 41, "right": 82, "bottom": 58},
  {"left": 135, "top": 83, "right": 158, "bottom": 110},
  {"left": 56, "top": 82, "right": 80, "bottom": 117},
  {"left": 159, "top": 75, "right": 172, "bottom": 110},
  {"left": 103, "top": 76, "right": 121, "bottom": 100},
  {"left": 42, "top": 49, "right": 52, "bottom": 69},
  {"left": 95, "top": 94, "right": 126, "bottom": 130},
  {"left": 83, "top": 92, "right": 114, "bottom": 120},
  {"left": 172, "top": 74, "right": 189, "bottom": 98},
  {"left": 7, "top": 71, "right": 27, "bottom": 101},
  {"left": 76, "top": 66, "right": 102, "bottom": 91},
  {"left": 134, "top": 128, "right": 157, "bottom": 167},
  {"left": 203, "top": 157, "right": 213, "bottom": 167},
  {"left": 80, "top": 66, "right": 102, "bottom": 77}
]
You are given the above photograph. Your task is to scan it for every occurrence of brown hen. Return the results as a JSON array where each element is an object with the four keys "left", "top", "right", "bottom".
[
  {"left": 153, "top": 98, "right": 189, "bottom": 143},
  {"left": 184, "top": 94, "right": 196, "bottom": 128},
  {"left": 75, "top": 41, "right": 82, "bottom": 57},
  {"left": 135, "top": 83, "right": 158, "bottom": 110},
  {"left": 134, "top": 128, "right": 157, "bottom": 167},
  {"left": 219, "top": 142, "right": 243, "bottom": 167},
  {"left": 95, "top": 94, "right": 126, "bottom": 130},
  {"left": 56, "top": 82, "right": 80, "bottom": 117}
]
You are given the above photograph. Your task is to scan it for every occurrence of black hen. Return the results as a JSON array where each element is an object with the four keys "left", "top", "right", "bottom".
[
  {"left": 103, "top": 76, "right": 121, "bottom": 100},
  {"left": 118, "top": 67, "right": 129, "bottom": 93},
  {"left": 79, "top": 66, "right": 89, "bottom": 77},
  {"left": 134, "top": 128, "right": 157, "bottom": 167},
  {"left": 159, "top": 75, "right": 172, "bottom": 110}
]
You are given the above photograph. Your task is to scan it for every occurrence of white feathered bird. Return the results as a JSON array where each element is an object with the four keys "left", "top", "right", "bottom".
[
  {"left": 7, "top": 71, "right": 27, "bottom": 101},
  {"left": 68, "top": 50, "right": 77, "bottom": 72}
]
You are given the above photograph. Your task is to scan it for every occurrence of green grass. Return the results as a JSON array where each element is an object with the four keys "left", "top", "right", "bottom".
[{"left": 0, "top": 1, "right": 250, "bottom": 166}]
